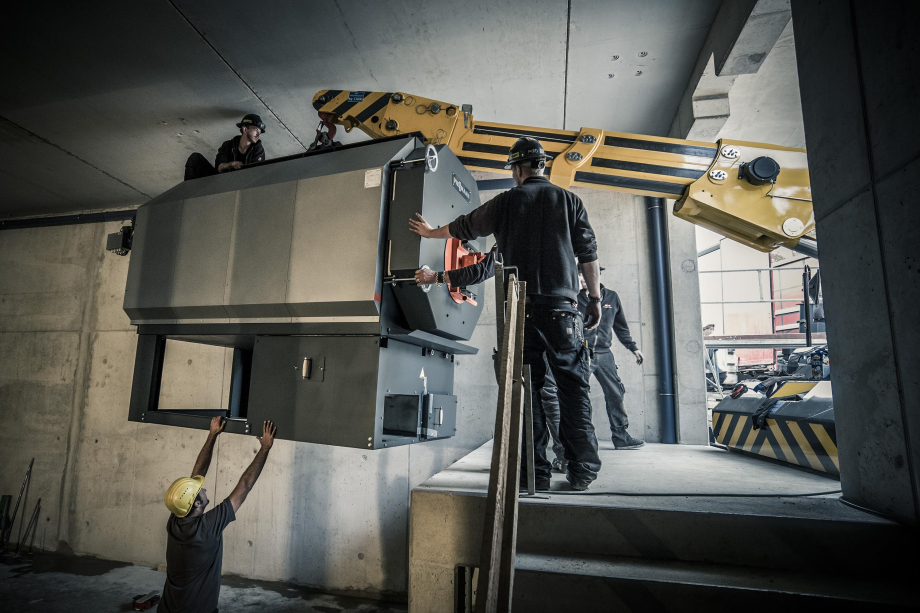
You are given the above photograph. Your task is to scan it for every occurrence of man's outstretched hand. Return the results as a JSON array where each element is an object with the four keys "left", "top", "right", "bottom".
[
  {"left": 258, "top": 420, "right": 276, "bottom": 450},
  {"left": 209, "top": 416, "right": 226, "bottom": 437},
  {"left": 409, "top": 213, "right": 434, "bottom": 238}
]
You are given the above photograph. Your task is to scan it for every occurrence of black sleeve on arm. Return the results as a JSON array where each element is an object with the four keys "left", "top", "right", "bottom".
[
  {"left": 448, "top": 193, "right": 503, "bottom": 241},
  {"left": 570, "top": 194, "right": 599, "bottom": 264},
  {"left": 214, "top": 140, "right": 232, "bottom": 167},
  {"left": 449, "top": 245, "right": 497, "bottom": 288},
  {"left": 613, "top": 293, "right": 638, "bottom": 352},
  {"left": 250, "top": 141, "right": 265, "bottom": 164}
]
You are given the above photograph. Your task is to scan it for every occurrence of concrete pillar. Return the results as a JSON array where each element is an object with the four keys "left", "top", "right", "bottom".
[
  {"left": 792, "top": 0, "right": 920, "bottom": 524},
  {"left": 668, "top": 0, "right": 792, "bottom": 141}
]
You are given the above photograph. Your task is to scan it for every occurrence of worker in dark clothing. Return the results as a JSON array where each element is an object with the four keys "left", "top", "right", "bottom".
[
  {"left": 184, "top": 113, "right": 267, "bottom": 181},
  {"left": 543, "top": 271, "right": 646, "bottom": 469},
  {"left": 577, "top": 270, "right": 646, "bottom": 449},
  {"left": 410, "top": 137, "right": 604, "bottom": 491},
  {"left": 159, "top": 417, "right": 276, "bottom": 612}
]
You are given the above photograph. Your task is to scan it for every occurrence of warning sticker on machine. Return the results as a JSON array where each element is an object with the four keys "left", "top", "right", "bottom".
[
  {"left": 365, "top": 168, "right": 382, "bottom": 188},
  {"left": 348, "top": 91, "right": 366, "bottom": 102}
]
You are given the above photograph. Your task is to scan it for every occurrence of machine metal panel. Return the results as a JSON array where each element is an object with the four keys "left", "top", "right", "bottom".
[
  {"left": 124, "top": 200, "right": 182, "bottom": 321},
  {"left": 170, "top": 191, "right": 237, "bottom": 319},
  {"left": 422, "top": 393, "right": 457, "bottom": 440},
  {"left": 124, "top": 137, "right": 478, "bottom": 449},
  {"left": 388, "top": 145, "right": 486, "bottom": 341},
  {"left": 225, "top": 181, "right": 297, "bottom": 318},
  {"left": 247, "top": 335, "right": 381, "bottom": 448},
  {"left": 286, "top": 170, "right": 383, "bottom": 317},
  {"left": 375, "top": 338, "right": 455, "bottom": 448}
]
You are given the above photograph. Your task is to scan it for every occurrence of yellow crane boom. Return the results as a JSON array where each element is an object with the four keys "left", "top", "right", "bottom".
[{"left": 312, "top": 90, "right": 814, "bottom": 254}]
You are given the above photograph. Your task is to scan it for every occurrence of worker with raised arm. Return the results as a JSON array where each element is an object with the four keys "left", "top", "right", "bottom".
[
  {"left": 159, "top": 418, "right": 276, "bottom": 612},
  {"left": 410, "top": 137, "right": 604, "bottom": 491},
  {"left": 184, "top": 113, "right": 267, "bottom": 181}
]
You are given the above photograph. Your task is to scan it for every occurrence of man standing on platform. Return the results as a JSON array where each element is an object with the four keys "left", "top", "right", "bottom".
[
  {"left": 578, "top": 270, "right": 646, "bottom": 449},
  {"left": 409, "top": 137, "right": 604, "bottom": 491}
]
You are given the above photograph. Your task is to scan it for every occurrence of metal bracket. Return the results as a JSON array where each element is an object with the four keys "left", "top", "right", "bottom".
[{"left": 461, "top": 104, "right": 472, "bottom": 129}]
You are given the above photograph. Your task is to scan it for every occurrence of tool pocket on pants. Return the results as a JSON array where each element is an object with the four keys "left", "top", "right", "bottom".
[{"left": 548, "top": 310, "right": 583, "bottom": 352}]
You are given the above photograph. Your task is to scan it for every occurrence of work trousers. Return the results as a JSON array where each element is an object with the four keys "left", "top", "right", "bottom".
[
  {"left": 540, "top": 363, "right": 566, "bottom": 464},
  {"left": 544, "top": 350, "right": 630, "bottom": 457},
  {"left": 185, "top": 152, "right": 217, "bottom": 181},
  {"left": 522, "top": 301, "right": 601, "bottom": 483},
  {"left": 590, "top": 351, "right": 630, "bottom": 437}
]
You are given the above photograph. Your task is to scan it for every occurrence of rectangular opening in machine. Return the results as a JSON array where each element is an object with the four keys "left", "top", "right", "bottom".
[{"left": 132, "top": 336, "right": 253, "bottom": 427}]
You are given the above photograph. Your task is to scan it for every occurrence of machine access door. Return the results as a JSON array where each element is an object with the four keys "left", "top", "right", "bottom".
[{"left": 247, "top": 336, "right": 380, "bottom": 448}]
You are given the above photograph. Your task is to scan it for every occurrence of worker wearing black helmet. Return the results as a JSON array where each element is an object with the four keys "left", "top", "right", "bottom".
[
  {"left": 410, "top": 137, "right": 604, "bottom": 491},
  {"left": 184, "top": 113, "right": 267, "bottom": 180}
]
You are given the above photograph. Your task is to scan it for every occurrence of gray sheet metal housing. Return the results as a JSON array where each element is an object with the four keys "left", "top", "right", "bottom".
[{"left": 124, "top": 136, "right": 485, "bottom": 449}]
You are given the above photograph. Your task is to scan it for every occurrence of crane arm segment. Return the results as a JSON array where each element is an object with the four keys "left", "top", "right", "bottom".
[{"left": 311, "top": 90, "right": 814, "bottom": 253}]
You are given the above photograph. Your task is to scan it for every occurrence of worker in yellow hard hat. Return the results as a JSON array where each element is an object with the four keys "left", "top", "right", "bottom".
[{"left": 159, "top": 416, "right": 277, "bottom": 613}]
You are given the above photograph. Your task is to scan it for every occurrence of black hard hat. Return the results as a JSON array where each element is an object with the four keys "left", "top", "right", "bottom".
[
  {"left": 237, "top": 113, "right": 266, "bottom": 132},
  {"left": 504, "top": 137, "right": 550, "bottom": 169}
]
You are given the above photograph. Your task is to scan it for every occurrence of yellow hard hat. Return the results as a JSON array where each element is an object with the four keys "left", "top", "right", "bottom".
[{"left": 164, "top": 475, "right": 205, "bottom": 517}]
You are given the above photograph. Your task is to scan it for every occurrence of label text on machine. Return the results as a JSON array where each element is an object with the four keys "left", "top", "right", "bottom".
[{"left": 452, "top": 173, "right": 471, "bottom": 203}]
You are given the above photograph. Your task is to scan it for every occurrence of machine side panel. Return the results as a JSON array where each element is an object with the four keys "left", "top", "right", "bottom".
[
  {"left": 286, "top": 170, "right": 382, "bottom": 317},
  {"left": 247, "top": 336, "right": 380, "bottom": 448},
  {"left": 170, "top": 191, "right": 237, "bottom": 319},
  {"left": 123, "top": 200, "right": 182, "bottom": 321},
  {"left": 225, "top": 182, "right": 297, "bottom": 318}
]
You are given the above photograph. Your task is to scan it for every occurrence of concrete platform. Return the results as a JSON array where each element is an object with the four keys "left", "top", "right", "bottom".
[
  {"left": 419, "top": 440, "right": 844, "bottom": 509},
  {"left": 409, "top": 441, "right": 916, "bottom": 612}
]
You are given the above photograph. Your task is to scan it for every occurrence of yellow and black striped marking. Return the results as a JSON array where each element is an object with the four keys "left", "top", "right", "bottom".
[{"left": 713, "top": 410, "right": 839, "bottom": 476}]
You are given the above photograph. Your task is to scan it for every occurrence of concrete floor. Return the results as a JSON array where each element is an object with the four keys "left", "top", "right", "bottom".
[
  {"left": 0, "top": 552, "right": 407, "bottom": 613},
  {"left": 418, "top": 440, "right": 866, "bottom": 520}
]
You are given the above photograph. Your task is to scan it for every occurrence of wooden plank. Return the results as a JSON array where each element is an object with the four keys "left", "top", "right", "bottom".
[
  {"left": 522, "top": 365, "right": 536, "bottom": 497},
  {"left": 475, "top": 276, "right": 519, "bottom": 613},
  {"left": 497, "top": 282, "right": 526, "bottom": 611},
  {"left": 494, "top": 262, "right": 506, "bottom": 354}
]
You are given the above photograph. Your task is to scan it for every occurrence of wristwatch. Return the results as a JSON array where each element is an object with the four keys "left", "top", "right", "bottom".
[
  {"left": 588, "top": 295, "right": 602, "bottom": 303},
  {"left": 436, "top": 271, "right": 445, "bottom": 286}
]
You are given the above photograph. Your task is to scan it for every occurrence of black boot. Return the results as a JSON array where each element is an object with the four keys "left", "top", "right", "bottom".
[{"left": 612, "top": 427, "right": 645, "bottom": 450}]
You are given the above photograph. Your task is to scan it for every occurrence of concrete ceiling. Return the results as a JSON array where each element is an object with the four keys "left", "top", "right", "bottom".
[{"left": 0, "top": 0, "right": 720, "bottom": 218}]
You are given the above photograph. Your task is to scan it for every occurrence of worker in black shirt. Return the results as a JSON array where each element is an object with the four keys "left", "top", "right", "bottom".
[
  {"left": 184, "top": 113, "right": 267, "bottom": 181},
  {"left": 577, "top": 270, "right": 646, "bottom": 449},
  {"left": 410, "top": 137, "right": 604, "bottom": 491},
  {"left": 159, "top": 418, "right": 276, "bottom": 612}
]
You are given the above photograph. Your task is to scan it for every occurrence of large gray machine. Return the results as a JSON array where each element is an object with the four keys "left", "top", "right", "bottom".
[{"left": 125, "top": 135, "right": 486, "bottom": 449}]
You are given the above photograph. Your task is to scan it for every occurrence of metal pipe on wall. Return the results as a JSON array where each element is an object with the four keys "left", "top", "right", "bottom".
[{"left": 647, "top": 197, "right": 677, "bottom": 444}]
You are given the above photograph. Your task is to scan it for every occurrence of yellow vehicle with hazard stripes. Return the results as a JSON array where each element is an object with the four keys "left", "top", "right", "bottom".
[{"left": 713, "top": 346, "right": 837, "bottom": 476}]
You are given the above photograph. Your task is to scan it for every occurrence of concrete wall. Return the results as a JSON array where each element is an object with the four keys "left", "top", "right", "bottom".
[
  {"left": 792, "top": 0, "right": 920, "bottom": 525},
  {"left": 573, "top": 188, "right": 662, "bottom": 443}
]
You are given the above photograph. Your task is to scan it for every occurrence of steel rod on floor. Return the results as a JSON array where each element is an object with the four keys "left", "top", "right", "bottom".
[
  {"left": 1, "top": 458, "right": 33, "bottom": 551},
  {"left": 803, "top": 265, "right": 813, "bottom": 347},
  {"left": 15, "top": 499, "right": 40, "bottom": 558}
]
